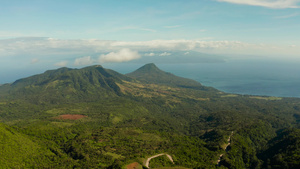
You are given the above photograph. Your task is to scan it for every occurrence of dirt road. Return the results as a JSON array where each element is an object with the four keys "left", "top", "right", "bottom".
[
  {"left": 144, "top": 153, "right": 174, "bottom": 168},
  {"left": 217, "top": 131, "right": 234, "bottom": 166}
]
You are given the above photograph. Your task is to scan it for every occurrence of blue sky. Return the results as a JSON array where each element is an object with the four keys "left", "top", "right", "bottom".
[
  {"left": 1, "top": 0, "right": 300, "bottom": 43},
  {"left": 1, "top": 0, "right": 300, "bottom": 83}
]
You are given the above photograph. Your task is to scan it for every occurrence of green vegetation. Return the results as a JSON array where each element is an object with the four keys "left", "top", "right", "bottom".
[
  {"left": 0, "top": 64, "right": 299, "bottom": 168},
  {"left": 0, "top": 123, "right": 55, "bottom": 168},
  {"left": 149, "top": 155, "right": 174, "bottom": 168}
]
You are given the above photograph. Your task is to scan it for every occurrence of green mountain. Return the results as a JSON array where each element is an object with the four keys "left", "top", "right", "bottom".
[
  {"left": 2, "top": 65, "right": 129, "bottom": 104},
  {"left": 0, "top": 63, "right": 299, "bottom": 169},
  {"left": 127, "top": 63, "right": 214, "bottom": 90}
]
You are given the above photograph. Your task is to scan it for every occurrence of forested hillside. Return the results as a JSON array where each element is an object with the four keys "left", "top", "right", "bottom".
[{"left": 0, "top": 64, "right": 299, "bottom": 168}]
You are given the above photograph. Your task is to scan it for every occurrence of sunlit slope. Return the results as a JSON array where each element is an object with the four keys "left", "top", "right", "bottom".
[{"left": 0, "top": 123, "right": 53, "bottom": 168}]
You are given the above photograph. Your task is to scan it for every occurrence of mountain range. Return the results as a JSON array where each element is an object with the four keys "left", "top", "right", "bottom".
[{"left": 0, "top": 63, "right": 299, "bottom": 169}]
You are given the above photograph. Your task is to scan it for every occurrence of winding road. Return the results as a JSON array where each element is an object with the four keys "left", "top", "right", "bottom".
[
  {"left": 217, "top": 131, "right": 234, "bottom": 166},
  {"left": 143, "top": 132, "right": 233, "bottom": 168},
  {"left": 144, "top": 153, "right": 174, "bottom": 168}
]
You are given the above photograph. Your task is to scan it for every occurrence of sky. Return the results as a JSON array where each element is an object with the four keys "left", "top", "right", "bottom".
[{"left": 1, "top": 0, "right": 300, "bottom": 83}]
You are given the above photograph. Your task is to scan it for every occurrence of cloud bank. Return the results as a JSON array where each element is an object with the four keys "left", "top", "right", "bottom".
[
  {"left": 99, "top": 48, "right": 141, "bottom": 63},
  {"left": 0, "top": 38, "right": 250, "bottom": 57},
  {"left": 0, "top": 37, "right": 299, "bottom": 65},
  {"left": 54, "top": 61, "right": 68, "bottom": 67},
  {"left": 217, "top": 0, "right": 300, "bottom": 9},
  {"left": 159, "top": 52, "right": 171, "bottom": 56},
  {"left": 74, "top": 56, "right": 93, "bottom": 66},
  {"left": 144, "top": 53, "right": 155, "bottom": 56}
]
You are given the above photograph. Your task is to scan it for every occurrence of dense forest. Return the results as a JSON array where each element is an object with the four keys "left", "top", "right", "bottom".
[{"left": 0, "top": 63, "right": 299, "bottom": 168}]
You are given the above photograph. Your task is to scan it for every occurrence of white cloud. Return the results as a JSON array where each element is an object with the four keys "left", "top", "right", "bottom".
[
  {"left": 159, "top": 52, "right": 171, "bottom": 56},
  {"left": 0, "top": 38, "right": 276, "bottom": 57},
  {"left": 217, "top": 0, "right": 300, "bottom": 9},
  {"left": 54, "top": 61, "right": 68, "bottom": 67},
  {"left": 0, "top": 37, "right": 114, "bottom": 57},
  {"left": 99, "top": 48, "right": 141, "bottom": 63},
  {"left": 184, "top": 52, "right": 190, "bottom": 55},
  {"left": 144, "top": 53, "right": 155, "bottom": 56},
  {"left": 74, "top": 56, "right": 94, "bottom": 66},
  {"left": 109, "top": 40, "right": 245, "bottom": 51},
  {"left": 31, "top": 58, "right": 39, "bottom": 64},
  {"left": 0, "top": 37, "right": 299, "bottom": 60}
]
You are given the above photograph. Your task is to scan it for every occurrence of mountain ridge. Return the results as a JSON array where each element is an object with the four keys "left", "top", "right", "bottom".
[{"left": 0, "top": 63, "right": 217, "bottom": 103}]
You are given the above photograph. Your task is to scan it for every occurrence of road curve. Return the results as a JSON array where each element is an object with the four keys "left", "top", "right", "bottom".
[
  {"left": 144, "top": 153, "right": 174, "bottom": 168},
  {"left": 217, "top": 131, "right": 234, "bottom": 166}
]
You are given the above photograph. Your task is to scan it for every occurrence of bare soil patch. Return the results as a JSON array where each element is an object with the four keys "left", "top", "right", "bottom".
[
  {"left": 127, "top": 162, "right": 142, "bottom": 169},
  {"left": 55, "top": 114, "right": 87, "bottom": 120}
]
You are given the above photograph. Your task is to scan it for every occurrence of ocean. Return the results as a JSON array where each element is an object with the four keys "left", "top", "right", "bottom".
[{"left": 103, "top": 59, "right": 300, "bottom": 98}]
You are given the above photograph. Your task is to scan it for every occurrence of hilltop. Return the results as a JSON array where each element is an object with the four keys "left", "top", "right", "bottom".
[{"left": 127, "top": 63, "right": 214, "bottom": 91}]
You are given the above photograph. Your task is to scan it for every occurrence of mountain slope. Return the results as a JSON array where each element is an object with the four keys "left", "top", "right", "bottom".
[
  {"left": 127, "top": 63, "right": 215, "bottom": 91},
  {"left": 0, "top": 123, "right": 54, "bottom": 168},
  {"left": 0, "top": 63, "right": 217, "bottom": 104},
  {"left": 3, "top": 65, "right": 130, "bottom": 103}
]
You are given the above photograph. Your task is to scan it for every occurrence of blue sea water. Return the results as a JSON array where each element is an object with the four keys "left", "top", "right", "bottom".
[{"left": 103, "top": 59, "right": 300, "bottom": 98}]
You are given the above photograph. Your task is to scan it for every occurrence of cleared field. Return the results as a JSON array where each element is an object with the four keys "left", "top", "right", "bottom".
[
  {"left": 249, "top": 96, "right": 282, "bottom": 100},
  {"left": 55, "top": 114, "right": 87, "bottom": 120}
]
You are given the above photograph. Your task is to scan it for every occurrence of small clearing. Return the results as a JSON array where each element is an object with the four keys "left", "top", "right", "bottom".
[
  {"left": 127, "top": 162, "right": 143, "bottom": 169},
  {"left": 249, "top": 96, "right": 282, "bottom": 100},
  {"left": 55, "top": 114, "right": 87, "bottom": 120}
]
